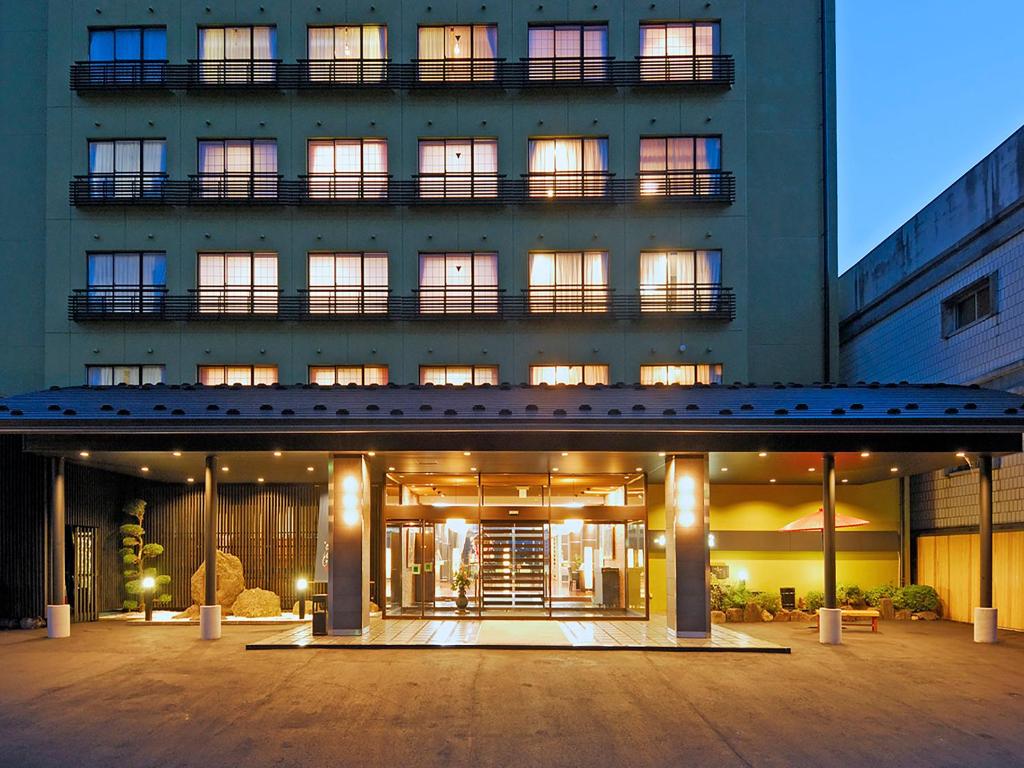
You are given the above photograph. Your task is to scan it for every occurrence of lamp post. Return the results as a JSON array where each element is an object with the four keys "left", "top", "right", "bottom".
[
  {"left": 141, "top": 575, "right": 155, "bottom": 622},
  {"left": 296, "top": 577, "right": 309, "bottom": 620}
]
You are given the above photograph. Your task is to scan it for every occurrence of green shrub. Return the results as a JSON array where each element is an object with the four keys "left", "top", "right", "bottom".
[
  {"left": 709, "top": 583, "right": 726, "bottom": 612},
  {"left": 865, "top": 584, "right": 898, "bottom": 607},
  {"left": 804, "top": 590, "right": 825, "bottom": 612},
  {"left": 836, "top": 584, "right": 864, "bottom": 606},
  {"left": 894, "top": 584, "right": 940, "bottom": 612},
  {"left": 753, "top": 591, "right": 781, "bottom": 615},
  {"left": 722, "top": 582, "right": 754, "bottom": 609}
]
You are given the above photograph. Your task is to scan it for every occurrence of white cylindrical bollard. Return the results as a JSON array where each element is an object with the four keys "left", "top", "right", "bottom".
[
  {"left": 973, "top": 607, "right": 998, "bottom": 643},
  {"left": 818, "top": 607, "right": 842, "bottom": 645},
  {"left": 46, "top": 604, "right": 71, "bottom": 639},
  {"left": 199, "top": 604, "right": 222, "bottom": 640}
]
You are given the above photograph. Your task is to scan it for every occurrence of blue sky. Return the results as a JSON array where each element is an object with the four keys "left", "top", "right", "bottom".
[{"left": 836, "top": 0, "right": 1024, "bottom": 273}]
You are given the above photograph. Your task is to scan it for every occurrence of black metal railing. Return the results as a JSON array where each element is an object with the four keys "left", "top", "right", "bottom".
[
  {"left": 635, "top": 169, "right": 736, "bottom": 203},
  {"left": 410, "top": 58, "right": 506, "bottom": 86},
  {"left": 413, "top": 173, "right": 504, "bottom": 201},
  {"left": 522, "top": 171, "right": 615, "bottom": 201},
  {"left": 70, "top": 60, "right": 171, "bottom": 89},
  {"left": 70, "top": 173, "right": 170, "bottom": 204},
  {"left": 189, "top": 173, "right": 282, "bottom": 202},
  {"left": 187, "top": 59, "right": 282, "bottom": 87},
  {"left": 299, "top": 173, "right": 393, "bottom": 202},
  {"left": 297, "top": 58, "right": 393, "bottom": 87},
  {"left": 520, "top": 56, "right": 615, "bottom": 85},
  {"left": 633, "top": 55, "right": 735, "bottom": 87},
  {"left": 69, "top": 285, "right": 735, "bottom": 322}
]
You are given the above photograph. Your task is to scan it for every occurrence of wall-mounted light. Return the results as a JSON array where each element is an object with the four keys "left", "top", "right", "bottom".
[{"left": 708, "top": 533, "right": 716, "bottom": 548}]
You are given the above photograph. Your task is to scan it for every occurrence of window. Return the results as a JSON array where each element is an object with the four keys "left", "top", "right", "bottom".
[
  {"left": 197, "top": 26, "right": 277, "bottom": 84},
  {"left": 197, "top": 252, "right": 278, "bottom": 313},
  {"left": 309, "top": 365, "right": 389, "bottom": 386},
  {"left": 197, "top": 139, "right": 278, "bottom": 198},
  {"left": 198, "top": 365, "right": 278, "bottom": 386},
  {"left": 942, "top": 276, "right": 996, "bottom": 336},
  {"left": 528, "top": 137, "right": 608, "bottom": 198},
  {"left": 307, "top": 252, "right": 389, "bottom": 314},
  {"left": 640, "top": 250, "right": 722, "bottom": 312},
  {"left": 87, "top": 365, "right": 165, "bottom": 386},
  {"left": 418, "top": 139, "right": 498, "bottom": 198},
  {"left": 639, "top": 22, "right": 720, "bottom": 81},
  {"left": 87, "top": 252, "right": 166, "bottom": 313},
  {"left": 307, "top": 25, "right": 388, "bottom": 83},
  {"left": 528, "top": 251, "right": 608, "bottom": 313},
  {"left": 527, "top": 24, "right": 608, "bottom": 80},
  {"left": 420, "top": 366, "right": 498, "bottom": 386},
  {"left": 87, "top": 139, "right": 166, "bottom": 198},
  {"left": 640, "top": 364, "right": 723, "bottom": 385},
  {"left": 530, "top": 365, "right": 609, "bottom": 386},
  {"left": 639, "top": 136, "right": 721, "bottom": 196},
  {"left": 417, "top": 25, "right": 498, "bottom": 81},
  {"left": 418, "top": 252, "right": 498, "bottom": 314},
  {"left": 88, "top": 27, "right": 167, "bottom": 84},
  {"left": 306, "top": 139, "right": 387, "bottom": 199}
]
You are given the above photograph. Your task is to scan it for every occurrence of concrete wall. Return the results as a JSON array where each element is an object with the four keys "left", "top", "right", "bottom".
[{"left": 12, "top": 0, "right": 836, "bottom": 394}]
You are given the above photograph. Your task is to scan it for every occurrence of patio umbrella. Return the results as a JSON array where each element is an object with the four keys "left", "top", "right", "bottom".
[{"left": 779, "top": 508, "right": 870, "bottom": 532}]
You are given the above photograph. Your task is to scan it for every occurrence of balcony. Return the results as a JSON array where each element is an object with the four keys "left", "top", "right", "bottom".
[
  {"left": 635, "top": 170, "right": 736, "bottom": 204},
  {"left": 186, "top": 60, "right": 282, "bottom": 88},
  {"left": 632, "top": 55, "right": 735, "bottom": 88},
  {"left": 414, "top": 287, "right": 504, "bottom": 317},
  {"left": 296, "top": 59, "right": 393, "bottom": 87},
  {"left": 299, "top": 287, "right": 392, "bottom": 317},
  {"left": 69, "top": 173, "right": 171, "bottom": 205},
  {"left": 189, "top": 173, "right": 282, "bottom": 203},
  {"left": 298, "top": 173, "right": 393, "bottom": 203},
  {"left": 409, "top": 59, "right": 507, "bottom": 87},
  {"left": 637, "top": 284, "right": 735, "bottom": 318},
  {"left": 413, "top": 173, "right": 504, "bottom": 203},
  {"left": 522, "top": 171, "right": 617, "bottom": 202},
  {"left": 69, "top": 60, "right": 173, "bottom": 90},
  {"left": 524, "top": 286, "right": 611, "bottom": 315},
  {"left": 68, "top": 288, "right": 170, "bottom": 319},
  {"left": 520, "top": 57, "right": 615, "bottom": 86},
  {"left": 189, "top": 288, "right": 281, "bottom": 317}
]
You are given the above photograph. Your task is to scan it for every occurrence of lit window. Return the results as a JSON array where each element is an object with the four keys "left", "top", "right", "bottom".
[
  {"left": 306, "top": 25, "right": 387, "bottom": 83},
  {"left": 530, "top": 365, "right": 609, "bottom": 386},
  {"left": 639, "top": 136, "right": 721, "bottom": 196},
  {"left": 198, "top": 365, "right": 278, "bottom": 386},
  {"left": 87, "top": 139, "right": 166, "bottom": 199},
  {"left": 418, "top": 252, "right": 498, "bottom": 314},
  {"left": 197, "top": 26, "right": 277, "bottom": 84},
  {"left": 528, "top": 137, "right": 608, "bottom": 198},
  {"left": 527, "top": 24, "right": 608, "bottom": 80},
  {"left": 417, "top": 25, "right": 498, "bottom": 81},
  {"left": 417, "top": 139, "right": 498, "bottom": 198},
  {"left": 307, "top": 252, "right": 389, "bottom": 314},
  {"left": 310, "top": 365, "right": 388, "bottom": 386},
  {"left": 640, "top": 250, "right": 722, "bottom": 312},
  {"left": 639, "top": 22, "right": 720, "bottom": 81},
  {"left": 87, "top": 365, "right": 165, "bottom": 386},
  {"left": 307, "top": 138, "right": 388, "bottom": 199},
  {"left": 420, "top": 365, "right": 498, "bottom": 386},
  {"left": 640, "top": 364, "right": 723, "bottom": 385},
  {"left": 86, "top": 252, "right": 166, "bottom": 313},
  {"left": 528, "top": 251, "right": 608, "bottom": 313},
  {"left": 197, "top": 139, "right": 278, "bottom": 198},
  {"left": 197, "top": 252, "right": 278, "bottom": 314},
  {"left": 942, "top": 276, "right": 996, "bottom": 337}
]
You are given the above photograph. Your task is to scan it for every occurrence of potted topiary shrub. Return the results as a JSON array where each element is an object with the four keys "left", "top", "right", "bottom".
[{"left": 451, "top": 564, "right": 473, "bottom": 612}]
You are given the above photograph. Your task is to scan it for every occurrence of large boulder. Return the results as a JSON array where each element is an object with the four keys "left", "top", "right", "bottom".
[
  {"left": 913, "top": 611, "right": 939, "bottom": 621},
  {"left": 773, "top": 609, "right": 791, "bottom": 622},
  {"left": 789, "top": 610, "right": 813, "bottom": 622},
  {"left": 743, "top": 601, "right": 762, "bottom": 623},
  {"left": 879, "top": 597, "right": 895, "bottom": 621},
  {"left": 232, "top": 588, "right": 282, "bottom": 618},
  {"left": 894, "top": 609, "right": 913, "bottom": 620},
  {"left": 190, "top": 550, "right": 245, "bottom": 611},
  {"left": 710, "top": 610, "right": 727, "bottom": 625},
  {"left": 725, "top": 607, "right": 744, "bottom": 623},
  {"left": 173, "top": 604, "right": 201, "bottom": 620}
]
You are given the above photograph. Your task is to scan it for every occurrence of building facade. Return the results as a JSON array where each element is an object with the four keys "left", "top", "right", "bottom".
[{"left": 840, "top": 125, "right": 1024, "bottom": 629}]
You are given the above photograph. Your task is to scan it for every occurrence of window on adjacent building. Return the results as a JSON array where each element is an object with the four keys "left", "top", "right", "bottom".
[
  {"left": 87, "top": 365, "right": 165, "bottom": 386},
  {"left": 942, "top": 276, "right": 996, "bottom": 337},
  {"left": 87, "top": 252, "right": 166, "bottom": 312},
  {"left": 87, "top": 139, "right": 166, "bottom": 198},
  {"left": 639, "top": 136, "right": 721, "bottom": 196},
  {"left": 528, "top": 251, "right": 608, "bottom": 313},
  {"left": 309, "top": 365, "right": 389, "bottom": 386},
  {"left": 417, "top": 25, "right": 498, "bottom": 81},
  {"left": 307, "top": 252, "right": 389, "bottom": 314},
  {"left": 640, "top": 364, "right": 723, "bottom": 385},
  {"left": 639, "top": 22, "right": 720, "bottom": 81},
  {"left": 197, "top": 252, "right": 278, "bottom": 313},
  {"left": 640, "top": 250, "right": 722, "bottom": 312},
  {"left": 198, "top": 365, "right": 278, "bottom": 386},
  {"left": 307, "top": 25, "right": 388, "bottom": 83},
  {"left": 306, "top": 138, "right": 388, "bottom": 199},
  {"left": 418, "top": 138, "right": 498, "bottom": 198},
  {"left": 418, "top": 252, "right": 499, "bottom": 314},
  {"left": 197, "top": 139, "right": 278, "bottom": 198},
  {"left": 528, "top": 137, "right": 608, "bottom": 198},
  {"left": 420, "top": 365, "right": 499, "bottom": 386},
  {"left": 530, "top": 364, "right": 609, "bottom": 386},
  {"left": 197, "top": 26, "right": 277, "bottom": 83},
  {"left": 527, "top": 24, "right": 609, "bottom": 80}
]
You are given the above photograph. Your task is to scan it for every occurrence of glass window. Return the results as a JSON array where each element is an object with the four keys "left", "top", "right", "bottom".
[
  {"left": 309, "top": 365, "right": 389, "bottom": 386},
  {"left": 527, "top": 137, "right": 608, "bottom": 198},
  {"left": 87, "top": 139, "right": 166, "bottom": 198},
  {"left": 197, "top": 139, "right": 278, "bottom": 198},
  {"left": 528, "top": 251, "right": 608, "bottom": 313},
  {"left": 418, "top": 252, "right": 498, "bottom": 314},
  {"left": 307, "top": 25, "right": 388, "bottom": 82},
  {"left": 197, "top": 252, "right": 278, "bottom": 313},
  {"left": 639, "top": 22, "right": 720, "bottom": 80},
  {"left": 87, "top": 365, "right": 165, "bottom": 386},
  {"left": 197, "top": 26, "right": 277, "bottom": 83},
  {"left": 942, "top": 276, "right": 996, "bottom": 336},
  {"left": 306, "top": 138, "right": 388, "bottom": 199},
  {"left": 417, "top": 138, "right": 498, "bottom": 198},
  {"left": 530, "top": 365, "right": 609, "bottom": 386},
  {"left": 89, "top": 27, "right": 167, "bottom": 64},
  {"left": 639, "top": 136, "right": 721, "bottom": 196},
  {"left": 417, "top": 24, "right": 498, "bottom": 81},
  {"left": 640, "top": 364, "right": 723, "bottom": 385},
  {"left": 420, "top": 366, "right": 498, "bottom": 386},
  {"left": 527, "top": 24, "right": 608, "bottom": 80},
  {"left": 198, "top": 365, "right": 278, "bottom": 386},
  {"left": 86, "top": 252, "right": 166, "bottom": 313},
  {"left": 307, "top": 252, "right": 389, "bottom": 314},
  {"left": 639, "top": 250, "right": 722, "bottom": 312}
]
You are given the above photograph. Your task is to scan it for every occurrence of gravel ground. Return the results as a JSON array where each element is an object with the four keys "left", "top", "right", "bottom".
[{"left": 1, "top": 619, "right": 1022, "bottom": 767}]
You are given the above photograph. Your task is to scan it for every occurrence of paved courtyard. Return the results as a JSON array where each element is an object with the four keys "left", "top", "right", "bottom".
[{"left": 1, "top": 620, "right": 1023, "bottom": 767}]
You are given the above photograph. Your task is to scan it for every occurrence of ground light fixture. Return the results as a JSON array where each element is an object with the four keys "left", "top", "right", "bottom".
[
  {"left": 79, "top": 451, "right": 89, "bottom": 458},
  {"left": 141, "top": 575, "right": 155, "bottom": 622},
  {"left": 296, "top": 577, "right": 309, "bottom": 619}
]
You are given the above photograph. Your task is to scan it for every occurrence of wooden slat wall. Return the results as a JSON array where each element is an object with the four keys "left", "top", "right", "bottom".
[
  {"left": 0, "top": 436, "right": 48, "bottom": 619},
  {"left": 916, "top": 531, "right": 1024, "bottom": 630}
]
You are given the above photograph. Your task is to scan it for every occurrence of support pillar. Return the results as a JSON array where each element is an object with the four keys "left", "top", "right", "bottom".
[
  {"left": 664, "top": 455, "right": 710, "bottom": 638},
  {"left": 328, "top": 455, "right": 370, "bottom": 636},
  {"left": 200, "top": 455, "right": 221, "bottom": 640},
  {"left": 819, "top": 453, "right": 841, "bottom": 645},
  {"left": 975, "top": 454, "right": 997, "bottom": 643},
  {"left": 46, "top": 458, "right": 70, "bottom": 638}
]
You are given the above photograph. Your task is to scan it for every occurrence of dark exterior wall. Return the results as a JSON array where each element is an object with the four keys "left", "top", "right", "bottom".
[
  {"left": 911, "top": 453, "right": 1024, "bottom": 534},
  {"left": 0, "top": 437, "right": 49, "bottom": 619}
]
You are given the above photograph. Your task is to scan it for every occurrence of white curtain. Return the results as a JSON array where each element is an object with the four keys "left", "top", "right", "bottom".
[
  {"left": 668, "top": 24, "right": 694, "bottom": 56},
  {"left": 142, "top": 141, "right": 165, "bottom": 173},
  {"left": 336, "top": 26, "right": 361, "bottom": 59},
  {"left": 696, "top": 250, "right": 722, "bottom": 284},
  {"left": 529, "top": 28, "right": 554, "bottom": 58},
  {"left": 696, "top": 138, "right": 721, "bottom": 170},
  {"left": 253, "top": 140, "right": 277, "bottom": 173},
  {"left": 529, "top": 140, "right": 556, "bottom": 173},
  {"left": 446, "top": 141, "right": 472, "bottom": 173},
  {"left": 252, "top": 26, "right": 274, "bottom": 59},
  {"left": 584, "top": 365, "right": 609, "bottom": 384},
  {"left": 474, "top": 140, "right": 497, "bottom": 172},
  {"left": 556, "top": 252, "right": 582, "bottom": 287},
  {"left": 639, "top": 138, "right": 665, "bottom": 172},
  {"left": 473, "top": 253, "right": 498, "bottom": 286},
  {"left": 529, "top": 253, "right": 555, "bottom": 287},
  {"left": 695, "top": 24, "right": 719, "bottom": 56},
  {"left": 364, "top": 25, "right": 386, "bottom": 59},
  {"left": 308, "top": 141, "right": 335, "bottom": 173},
  {"left": 447, "top": 26, "right": 470, "bottom": 59},
  {"left": 308, "top": 28, "right": 333, "bottom": 59},
  {"left": 582, "top": 138, "right": 607, "bottom": 172},
  {"left": 89, "top": 142, "right": 114, "bottom": 174},
  {"left": 474, "top": 367, "right": 497, "bottom": 385},
  {"left": 308, "top": 255, "right": 334, "bottom": 287},
  {"left": 640, "top": 25, "right": 665, "bottom": 57},
  {"left": 584, "top": 251, "right": 607, "bottom": 285},
  {"left": 419, "top": 27, "right": 444, "bottom": 59},
  {"left": 419, "top": 254, "right": 445, "bottom": 287},
  {"left": 474, "top": 25, "right": 497, "bottom": 59},
  {"left": 225, "top": 27, "right": 251, "bottom": 59},
  {"left": 363, "top": 139, "right": 387, "bottom": 172},
  {"left": 88, "top": 254, "right": 113, "bottom": 286},
  {"left": 583, "top": 26, "right": 607, "bottom": 57},
  {"left": 115, "top": 141, "right": 140, "bottom": 174},
  {"left": 198, "top": 141, "right": 223, "bottom": 173},
  {"left": 199, "top": 28, "right": 224, "bottom": 60}
]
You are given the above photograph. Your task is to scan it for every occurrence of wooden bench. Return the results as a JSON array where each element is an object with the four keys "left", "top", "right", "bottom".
[{"left": 815, "top": 609, "right": 880, "bottom": 632}]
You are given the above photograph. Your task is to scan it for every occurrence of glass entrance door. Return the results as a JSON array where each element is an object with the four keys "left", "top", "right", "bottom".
[
  {"left": 480, "top": 521, "right": 549, "bottom": 616},
  {"left": 384, "top": 521, "right": 431, "bottom": 616}
]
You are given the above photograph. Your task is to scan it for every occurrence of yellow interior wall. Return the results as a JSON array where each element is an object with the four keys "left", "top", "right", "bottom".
[
  {"left": 647, "top": 483, "right": 666, "bottom": 614},
  {"left": 711, "top": 551, "right": 899, "bottom": 597}
]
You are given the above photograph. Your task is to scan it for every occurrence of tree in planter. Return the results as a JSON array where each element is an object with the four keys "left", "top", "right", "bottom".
[{"left": 118, "top": 499, "right": 172, "bottom": 612}]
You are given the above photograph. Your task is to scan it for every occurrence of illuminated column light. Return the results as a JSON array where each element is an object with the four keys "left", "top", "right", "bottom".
[
  {"left": 341, "top": 474, "right": 361, "bottom": 526},
  {"left": 676, "top": 473, "right": 698, "bottom": 527}
]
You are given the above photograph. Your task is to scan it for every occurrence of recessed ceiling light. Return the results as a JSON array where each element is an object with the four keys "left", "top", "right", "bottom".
[
  {"left": 808, "top": 467, "right": 816, "bottom": 472},
  {"left": 79, "top": 451, "right": 90, "bottom": 458},
  {"left": 841, "top": 478, "right": 849, "bottom": 483},
  {"left": 172, "top": 451, "right": 182, "bottom": 457},
  {"left": 635, "top": 466, "right": 643, "bottom": 472},
  {"left": 388, "top": 466, "right": 396, "bottom": 471},
  {"left": 186, "top": 477, "right": 195, "bottom": 483},
  {"left": 552, "top": 467, "right": 560, "bottom": 472},
  {"left": 860, "top": 451, "right": 870, "bottom": 458},
  {"left": 257, "top": 477, "right": 265, "bottom": 483},
  {"left": 470, "top": 466, "right": 478, "bottom": 472},
  {"left": 561, "top": 451, "right": 569, "bottom": 457},
  {"left": 306, "top": 466, "right": 314, "bottom": 472},
  {"left": 140, "top": 466, "right": 149, "bottom": 472},
  {"left": 658, "top": 452, "right": 666, "bottom": 457},
  {"left": 367, "top": 451, "right": 376, "bottom": 457},
  {"left": 769, "top": 478, "right": 777, "bottom": 483},
  {"left": 890, "top": 466, "right": 899, "bottom": 473},
  {"left": 720, "top": 467, "right": 729, "bottom": 472},
  {"left": 758, "top": 452, "right": 767, "bottom": 457},
  {"left": 463, "top": 451, "right": 472, "bottom": 456},
  {"left": 955, "top": 451, "right": 966, "bottom": 458},
  {"left": 273, "top": 451, "right": 282, "bottom": 457},
  {"left": 221, "top": 466, "right": 229, "bottom": 472}
]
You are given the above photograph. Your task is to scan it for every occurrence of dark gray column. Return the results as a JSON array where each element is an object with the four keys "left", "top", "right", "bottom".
[
  {"left": 822, "top": 453, "right": 837, "bottom": 610},
  {"left": 204, "top": 455, "right": 218, "bottom": 605},
  {"left": 665, "top": 455, "right": 711, "bottom": 638},
  {"left": 328, "top": 456, "right": 370, "bottom": 635},
  {"left": 979, "top": 454, "right": 993, "bottom": 609},
  {"left": 49, "top": 457, "right": 66, "bottom": 605}
]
